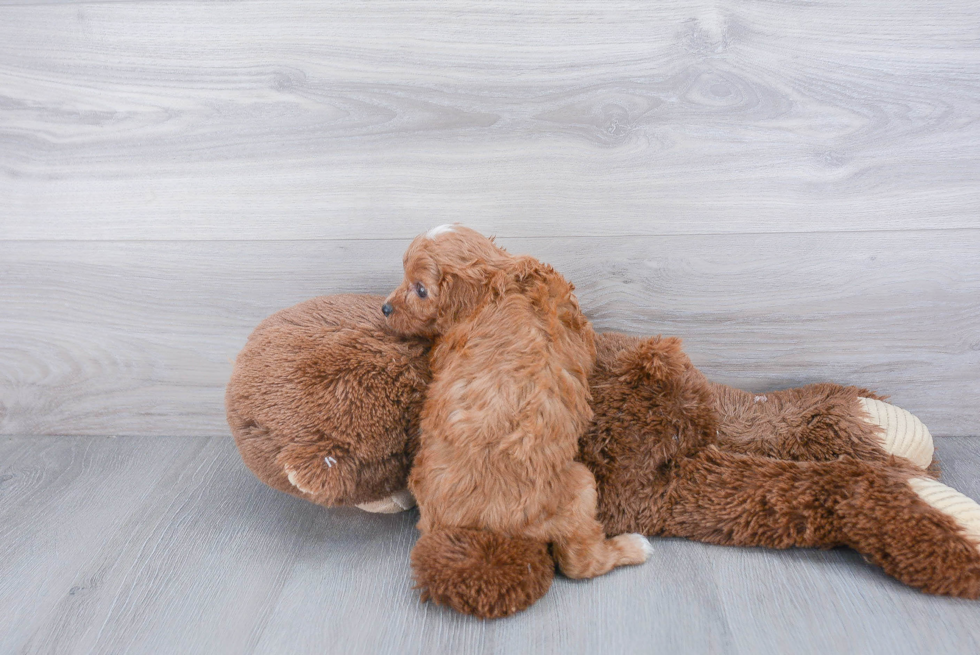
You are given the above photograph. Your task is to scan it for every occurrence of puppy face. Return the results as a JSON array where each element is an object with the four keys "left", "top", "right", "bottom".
[
  {"left": 383, "top": 235, "right": 443, "bottom": 338},
  {"left": 383, "top": 224, "right": 506, "bottom": 338}
]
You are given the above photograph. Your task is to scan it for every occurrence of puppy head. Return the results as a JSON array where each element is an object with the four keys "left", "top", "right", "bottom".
[{"left": 383, "top": 224, "right": 510, "bottom": 338}]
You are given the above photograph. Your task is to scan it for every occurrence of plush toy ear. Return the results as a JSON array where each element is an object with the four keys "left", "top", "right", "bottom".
[
  {"left": 411, "top": 528, "right": 554, "bottom": 619},
  {"left": 615, "top": 335, "right": 691, "bottom": 384}
]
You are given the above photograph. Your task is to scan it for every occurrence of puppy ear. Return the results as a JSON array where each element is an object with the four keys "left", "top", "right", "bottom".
[
  {"left": 435, "top": 263, "right": 497, "bottom": 328},
  {"left": 615, "top": 336, "right": 690, "bottom": 384}
]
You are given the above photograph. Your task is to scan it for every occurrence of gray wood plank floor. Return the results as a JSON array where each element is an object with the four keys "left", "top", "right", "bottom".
[{"left": 2, "top": 435, "right": 978, "bottom": 654}]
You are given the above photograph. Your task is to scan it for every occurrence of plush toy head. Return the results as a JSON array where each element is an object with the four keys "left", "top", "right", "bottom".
[{"left": 226, "top": 294, "right": 430, "bottom": 509}]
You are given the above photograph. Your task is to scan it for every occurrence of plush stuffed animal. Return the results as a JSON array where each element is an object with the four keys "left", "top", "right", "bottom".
[
  {"left": 227, "top": 294, "right": 429, "bottom": 514},
  {"left": 227, "top": 294, "right": 980, "bottom": 618}
]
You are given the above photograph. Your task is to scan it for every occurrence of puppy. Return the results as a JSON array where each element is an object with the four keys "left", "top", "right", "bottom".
[{"left": 383, "top": 225, "right": 651, "bottom": 578}]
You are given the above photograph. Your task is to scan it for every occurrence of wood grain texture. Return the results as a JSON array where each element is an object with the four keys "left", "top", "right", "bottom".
[
  {"left": 2, "top": 435, "right": 979, "bottom": 654},
  {"left": 1, "top": 231, "right": 977, "bottom": 438},
  {"left": 1, "top": 1, "right": 979, "bottom": 239}
]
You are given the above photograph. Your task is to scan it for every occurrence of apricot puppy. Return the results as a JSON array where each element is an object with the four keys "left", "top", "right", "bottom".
[{"left": 383, "top": 225, "right": 651, "bottom": 579}]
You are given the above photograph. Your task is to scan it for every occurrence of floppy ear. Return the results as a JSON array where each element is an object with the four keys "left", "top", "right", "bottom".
[
  {"left": 615, "top": 336, "right": 690, "bottom": 384},
  {"left": 435, "top": 261, "right": 506, "bottom": 329}
]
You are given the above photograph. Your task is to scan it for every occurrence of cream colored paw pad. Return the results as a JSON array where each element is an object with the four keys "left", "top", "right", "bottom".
[
  {"left": 909, "top": 477, "right": 980, "bottom": 551},
  {"left": 858, "top": 397, "right": 934, "bottom": 468},
  {"left": 356, "top": 489, "right": 417, "bottom": 514},
  {"left": 285, "top": 467, "right": 315, "bottom": 495}
]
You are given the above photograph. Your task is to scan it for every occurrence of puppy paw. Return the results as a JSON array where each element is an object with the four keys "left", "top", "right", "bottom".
[
  {"left": 633, "top": 533, "right": 656, "bottom": 560},
  {"left": 356, "top": 489, "right": 417, "bottom": 514},
  {"left": 908, "top": 478, "right": 980, "bottom": 554},
  {"left": 615, "top": 533, "right": 654, "bottom": 565},
  {"left": 858, "top": 398, "right": 934, "bottom": 468}
]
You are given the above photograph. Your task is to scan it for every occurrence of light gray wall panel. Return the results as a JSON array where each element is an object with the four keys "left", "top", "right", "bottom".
[
  {"left": 1, "top": 1, "right": 979, "bottom": 239},
  {"left": 1, "top": 231, "right": 976, "bottom": 437}
]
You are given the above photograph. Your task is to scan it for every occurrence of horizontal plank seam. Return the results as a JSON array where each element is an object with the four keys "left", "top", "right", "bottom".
[{"left": 1, "top": 227, "right": 979, "bottom": 244}]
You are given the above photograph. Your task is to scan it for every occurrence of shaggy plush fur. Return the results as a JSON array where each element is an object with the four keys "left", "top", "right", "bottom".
[
  {"left": 226, "top": 294, "right": 430, "bottom": 506},
  {"left": 227, "top": 294, "right": 980, "bottom": 619},
  {"left": 384, "top": 226, "right": 649, "bottom": 580}
]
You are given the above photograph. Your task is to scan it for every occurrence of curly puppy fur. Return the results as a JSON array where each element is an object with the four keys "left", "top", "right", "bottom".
[
  {"left": 411, "top": 528, "right": 555, "bottom": 619},
  {"left": 384, "top": 225, "right": 649, "bottom": 585}
]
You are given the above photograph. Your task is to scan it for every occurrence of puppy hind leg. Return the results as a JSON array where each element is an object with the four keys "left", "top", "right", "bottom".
[
  {"left": 545, "top": 463, "right": 652, "bottom": 579},
  {"left": 553, "top": 528, "right": 653, "bottom": 580}
]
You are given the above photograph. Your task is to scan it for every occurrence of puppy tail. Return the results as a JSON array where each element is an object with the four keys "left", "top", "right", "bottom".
[{"left": 411, "top": 528, "right": 554, "bottom": 619}]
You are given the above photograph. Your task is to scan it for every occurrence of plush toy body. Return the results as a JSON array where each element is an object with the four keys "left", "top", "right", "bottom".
[{"left": 227, "top": 295, "right": 980, "bottom": 619}]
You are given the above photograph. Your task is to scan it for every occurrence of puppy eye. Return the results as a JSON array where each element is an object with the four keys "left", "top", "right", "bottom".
[{"left": 416, "top": 283, "right": 428, "bottom": 299}]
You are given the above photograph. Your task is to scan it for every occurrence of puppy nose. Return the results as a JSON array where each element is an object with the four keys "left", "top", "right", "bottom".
[{"left": 382, "top": 302, "right": 393, "bottom": 318}]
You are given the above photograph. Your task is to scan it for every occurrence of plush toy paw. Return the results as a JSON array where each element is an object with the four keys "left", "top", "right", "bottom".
[
  {"left": 356, "top": 489, "right": 417, "bottom": 514},
  {"left": 278, "top": 443, "right": 356, "bottom": 502},
  {"left": 858, "top": 398, "right": 934, "bottom": 468},
  {"left": 284, "top": 465, "right": 322, "bottom": 496},
  {"left": 908, "top": 477, "right": 980, "bottom": 553}
]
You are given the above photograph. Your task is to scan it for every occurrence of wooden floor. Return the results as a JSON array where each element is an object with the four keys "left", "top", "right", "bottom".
[{"left": 1, "top": 435, "right": 978, "bottom": 654}]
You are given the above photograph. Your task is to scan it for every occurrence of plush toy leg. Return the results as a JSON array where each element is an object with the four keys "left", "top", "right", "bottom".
[
  {"left": 356, "top": 489, "right": 417, "bottom": 513},
  {"left": 828, "top": 472, "right": 980, "bottom": 597},
  {"left": 710, "top": 382, "right": 934, "bottom": 468},
  {"left": 850, "top": 475, "right": 980, "bottom": 597},
  {"left": 660, "top": 448, "right": 980, "bottom": 598},
  {"left": 857, "top": 397, "right": 934, "bottom": 468},
  {"left": 907, "top": 478, "right": 980, "bottom": 550}
]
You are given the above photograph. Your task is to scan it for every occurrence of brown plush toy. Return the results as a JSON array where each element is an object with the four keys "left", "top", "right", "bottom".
[{"left": 227, "top": 294, "right": 980, "bottom": 619}]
